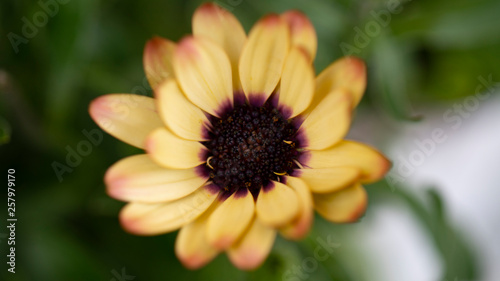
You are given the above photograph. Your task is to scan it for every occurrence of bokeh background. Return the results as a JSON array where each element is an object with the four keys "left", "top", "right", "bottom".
[{"left": 1, "top": 0, "right": 500, "bottom": 280}]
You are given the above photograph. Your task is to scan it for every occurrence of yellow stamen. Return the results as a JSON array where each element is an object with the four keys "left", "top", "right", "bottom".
[
  {"left": 206, "top": 156, "right": 214, "bottom": 169},
  {"left": 283, "top": 140, "right": 292, "bottom": 144},
  {"left": 293, "top": 159, "right": 304, "bottom": 169},
  {"left": 273, "top": 171, "right": 287, "bottom": 176}
]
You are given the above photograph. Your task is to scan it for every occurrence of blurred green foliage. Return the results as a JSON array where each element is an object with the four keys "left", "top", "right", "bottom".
[{"left": 1, "top": 0, "right": 498, "bottom": 280}]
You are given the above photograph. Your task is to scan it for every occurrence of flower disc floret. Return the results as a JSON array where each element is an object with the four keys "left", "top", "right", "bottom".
[{"left": 203, "top": 102, "right": 300, "bottom": 196}]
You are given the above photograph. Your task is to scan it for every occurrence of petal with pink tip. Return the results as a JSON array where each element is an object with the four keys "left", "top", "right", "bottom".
[
  {"left": 89, "top": 94, "right": 163, "bottom": 149},
  {"left": 228, "top": 218, "right": 276, "bottom": 270},
  {"left": 314, "top": 57, "right": 366, "bottom": 109},
  {"left": 206, "top": 189, "right": 255, "bottom": 250},
  {"left": 279, "top": 176, "right": 313, "bottom": 240},
  {"left": 239, "top": 15, "right": 289, "bottom": 106},
  {"left": 175, "top": 201, "right": 220, "bottom": 269},
  {"left": 313, "top": 183, "right": 367, "bottom": 223},
  {"left": 143, "top": 37, "right": 176, "bottom": 89},
  {"left": 174, "top": 36, "right": 233, "bottom": 117},
  {"left": 303, "top": 140, "right": 391, "bottom": 183},
  {"left": 281, "top": 10, "right": 317, "bottom": 61},
  {"left": 105, "top": 154, "right": 208, "bottom": 203},
  {"left": 192, "top": 2, "right": 246, "bottom": 90}
]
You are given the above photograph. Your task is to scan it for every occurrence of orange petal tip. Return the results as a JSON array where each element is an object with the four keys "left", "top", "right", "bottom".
[
  {"left": 144, "top": 136, "right": 157, "bottom": 155},
  {"left": 349, "top": 195, "right": 367, "bottom": 222},
  {"left": 178, "top": 254, "right": 211, "bottom": 270},
  {"left": 282, "top": 10, "right": 310, "bottom": 30},
  {"left": 119, "top": 215, "right": 141, "bottom": 235},
  {"left": 230, "top": 250, "right": 265, "bottom": 270},
  {"left": 260, "top": 14, "right": 282, "bottom": 26},
  {"left": 104, "top": 172, "right": 127, "bottom": 199},
  {"left": 145, "top": 36, "right": 168, "bottom": 50},
  {"left": 211, "top": 235, "right": 234, "bottom": 250},
  {"left": 197, "top": 2, "right": 223, "bottom": 14},
  {"left": 176, "top": 36, "right": 200, "bottom": 57},
  {"left": 343, "top": 56, "right": 366, "bottom": 77},
  {"left": 378, "top": 155, "right": 392, "bottom": 179},
  {"left": 286, "top": 214, "right": 313, "bottom": 240},
  {"left": 88, "top": 96, "right": 110, "bottom": 120}
]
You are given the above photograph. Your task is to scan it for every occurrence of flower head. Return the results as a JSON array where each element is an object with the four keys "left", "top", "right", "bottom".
[{"left": 89, "top": 2, "right": 390, "bottom": 270}]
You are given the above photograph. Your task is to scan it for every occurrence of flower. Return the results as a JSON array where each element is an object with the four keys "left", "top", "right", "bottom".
[{"left": 89, "top": 2, "right": 390, "bottom": 270}]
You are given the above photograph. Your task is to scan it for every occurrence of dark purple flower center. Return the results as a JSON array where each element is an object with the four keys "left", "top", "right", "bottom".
[{"left": 202, "top": 102, "right": 301, "bottom": 197}]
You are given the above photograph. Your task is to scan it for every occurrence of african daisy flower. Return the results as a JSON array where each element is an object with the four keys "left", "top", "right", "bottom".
[{"left": 89, "top": 3, "right": 390, "bottom": 270}]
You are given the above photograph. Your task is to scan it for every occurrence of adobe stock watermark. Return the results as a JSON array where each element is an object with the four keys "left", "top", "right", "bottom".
[
  {"left": 340, "top": 0, "right": 412, "bottom": 56},
  {"left": 386, "top": 74, "right": 499, "bottom": 189},
  {"left": 7, "top": 0, "right": 72, "bottom": 54},
  {"left": 110, "top": 267, "right": 135, "bottom": 281},
  {"left": 52, "top": 128, "right": 103, "bottom": 182},
  {"left": 282, "top": 235, "right": 341, "bottom": 281}
]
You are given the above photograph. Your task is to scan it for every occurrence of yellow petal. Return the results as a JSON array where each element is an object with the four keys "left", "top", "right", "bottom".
[
  {"left": 156, "top": 79, "right": 209, "bottom": 141},
  {"left": 89, "top": 94, "right": 163, "bottom": 149},
  {"left": 279, "top": 47, "right": 314, "bottom": 118},
  {"left": 281, "top": 10, "right": 317, "bottom": 61},
  {"left": 143, "top": 37, "right": 176, "bottom": 89},
  {"left": 297, "top": 167, "right": 359, "bottom": 193},
  {"left": 314, "top": 57, "right": 366, "bottom": 109},
  {"left": 239, "top": 15, "right": 289, "bottom": 106},
  {"left": 105, "top": 154, "right": 208, "bottom": 203},
  {"left": 228, "top": 218, "right": 276, "bottom": 270},
  {"left": 313, "top": 183, "right": 367, "bottom": 223},
  {"left": 174, "top": 36, "right": 233, "bottom": 117},
  {"left": 120, "top": 186, "right": 218, "bottom": 235},
  {"left": 146, "top": 128, "right": 206, "bottom": 169},
  {"left": 303, "top": 140, "right": 391, "bottom": 183},
  {"left": 279, "top": 176, "right": 313, "bottom": 240},
  {"left": 298, "top": 89, "right": 352, "bottom": 150},
  {"left": 192, "top": 2, "right": 246, "bottom": 91},
  {"left": 207, "top": 190, "right": 255, "bottom": 250},
  {"left": 256, "top": 181, "right": 300, "bottom": 228},
  {"left": 175, "top": 200, "right": 220, "bottom": 269}
]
